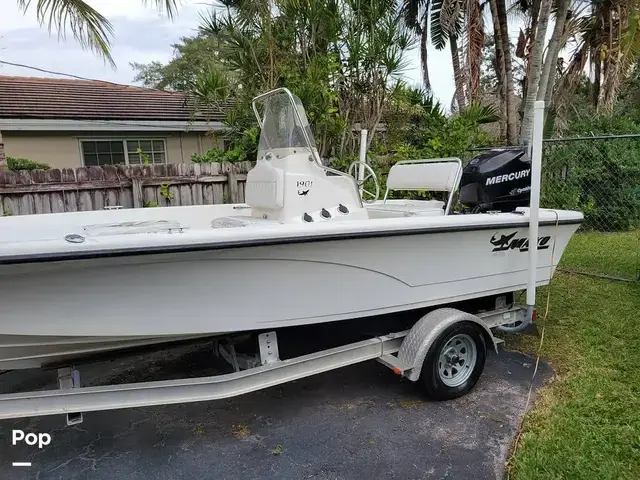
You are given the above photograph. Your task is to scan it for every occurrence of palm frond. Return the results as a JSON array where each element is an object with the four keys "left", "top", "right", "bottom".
[
  {"left": 17, "top": 0, "right": 115, "bottom": 66},
  {"left": 17, "top": 0, "right": 180, "bottom": 67},
  {"left": 458, "top": 102, "right": 500, "bottom": 123},
  {"left": 430, "top": 0, "right": 450, "bottom": 50},
  {"left": 198, "top": 8, "right": 224, "bottom": 36},
  {"left": 142, "top": 0, "right": 179, "bottom": 19},
  {"left": 439, "top": 0, "right": 463, "bottom": 34},
  {"left": 400, "top": 0, "right": 428, "bottom": 31},
  {"left": 192, "top": 64, "right": 230, "bottom": 108}
]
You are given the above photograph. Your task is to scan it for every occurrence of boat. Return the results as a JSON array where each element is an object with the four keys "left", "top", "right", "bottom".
[{"left": 0, "top": 89, "right": 583, "bottom": 371}]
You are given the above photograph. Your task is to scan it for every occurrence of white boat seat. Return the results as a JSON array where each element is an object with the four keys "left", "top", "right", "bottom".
[
  {"left": 386, "top": 160, "right": 461, "bottom": 193},
  {"left": 374, "top": 158, "right": 462, "bottom": 216}
]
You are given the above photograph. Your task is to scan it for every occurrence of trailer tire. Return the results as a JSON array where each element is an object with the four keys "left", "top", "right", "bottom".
[{"left": 419, "top": 322, "right": 487, "bottom": 400}]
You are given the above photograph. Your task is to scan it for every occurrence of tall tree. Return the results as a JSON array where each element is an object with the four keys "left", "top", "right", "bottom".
[
  {"left": 401, "top": 0, "right": 431, "bottom": 91},
  {"left": 519, "top": 0, "right": 552, "bottom": 144},
  {"left": 538, "top": 0, "right": 571, "bottom": 131},
  {"left": 191, "top": 0, "right": 413, "bottom": 156},
  {"left": 488, "top": 0, "right": 507, "bottom": 139},
  {"left": 493, "top": 0, "right": 518, "bottom": 144},
  {"left": 402, "top": 0, "right": 484, "bottom": 110}
]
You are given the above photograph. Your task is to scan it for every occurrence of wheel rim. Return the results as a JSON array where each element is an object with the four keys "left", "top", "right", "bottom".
[{"left": 437, "top": 333, "right": 477, "bottom": 387}]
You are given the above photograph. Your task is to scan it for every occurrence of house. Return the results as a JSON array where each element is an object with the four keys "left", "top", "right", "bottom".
[{"left": 0, "top": 76, "right": 227, "bottom": 169}]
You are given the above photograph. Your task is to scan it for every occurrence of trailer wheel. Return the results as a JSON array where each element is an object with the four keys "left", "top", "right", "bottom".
[{"left": 419, "top": 322, "right": 487, "bottom": 400}]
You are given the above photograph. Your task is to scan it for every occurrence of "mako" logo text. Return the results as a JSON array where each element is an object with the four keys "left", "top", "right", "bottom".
[{"left": 490, "top": 231, "right": 551, "bottom": 252}]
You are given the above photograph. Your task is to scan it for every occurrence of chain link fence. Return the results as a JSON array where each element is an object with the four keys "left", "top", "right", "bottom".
[{"left": 468, "top": 135, "right": 640, "bottom": 282}]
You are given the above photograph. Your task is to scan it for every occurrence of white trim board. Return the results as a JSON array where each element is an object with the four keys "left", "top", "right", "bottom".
[{"left": 0, "top": 118, "right": 225, "bottom": 132}]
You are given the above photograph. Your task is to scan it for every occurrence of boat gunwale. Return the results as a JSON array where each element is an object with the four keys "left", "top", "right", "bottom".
[{"left": 0, "top": 217, "right": 582, "bottom": 265}]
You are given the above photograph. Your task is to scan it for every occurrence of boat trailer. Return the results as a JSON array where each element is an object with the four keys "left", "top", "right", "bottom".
[{"left": 0, "top": 305, "right": 528, "bottom": 425}]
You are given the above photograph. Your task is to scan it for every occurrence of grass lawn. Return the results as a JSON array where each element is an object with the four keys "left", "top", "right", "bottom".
[
  {"left": 507, "top": 231, "right": 640, "bottom": 480},
  {"left": 560, "top": 230, "right": 639, "bottom": 280}
]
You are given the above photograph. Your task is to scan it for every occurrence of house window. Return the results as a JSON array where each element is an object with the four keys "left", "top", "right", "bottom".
[
  {"left": 126, "top": 140, "right": 166, "bottom": 164},
  {"left": 81, "top": 140, "right": 125, "bottom": 166},
  {"left": 80, "top": 139, "right": 167, "bottom": 166}
]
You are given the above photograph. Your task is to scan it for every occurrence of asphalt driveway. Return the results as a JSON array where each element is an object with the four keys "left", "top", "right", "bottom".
[{"left": 0, "top": 341, "right": 552, "bottom": 480}]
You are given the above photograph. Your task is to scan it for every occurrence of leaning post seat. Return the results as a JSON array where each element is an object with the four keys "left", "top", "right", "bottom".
[{"left": 366, "top": 158, "right": 463, "bottom": 218}]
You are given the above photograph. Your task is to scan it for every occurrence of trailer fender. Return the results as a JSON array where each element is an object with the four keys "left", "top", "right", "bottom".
[{"left": 397, "top": 308, "right": 497, "bottom": 382}]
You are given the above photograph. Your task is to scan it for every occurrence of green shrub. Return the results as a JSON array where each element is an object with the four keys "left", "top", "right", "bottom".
[
  {"left": 191, "top": 144, "right": 250, "bottom": 164},
  {"left": 7, "top": 157, "right": 51, "bottom": 171}
]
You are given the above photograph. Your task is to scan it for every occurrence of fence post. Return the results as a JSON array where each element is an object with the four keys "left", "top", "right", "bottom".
[
  {"left": 131, "top": 177, "right": 143, "bottom": 208},
  {"left": 0, "top": 131, "right": 7, "bottom": 173},
  {"left": 226, "top": 163, "right": 239, "bottom": 203}
]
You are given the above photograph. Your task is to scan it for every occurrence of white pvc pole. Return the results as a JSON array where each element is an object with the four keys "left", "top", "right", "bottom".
[
  {"left": 526, "top": 100, "right": 545, "bottom": 322},
  {"left": 358, "top": 129, "right": 368, "bottom": 197}
]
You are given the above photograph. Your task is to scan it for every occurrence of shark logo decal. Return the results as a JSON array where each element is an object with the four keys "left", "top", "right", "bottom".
[
  {"left": 490, "top": 232, "right": 518, "bottom": 250},
  {"left": 491, "top": 231, "right": 551, "bottom": 252},
  {"left": 296, "top": 180, "right": 313, "bottom": 196}
]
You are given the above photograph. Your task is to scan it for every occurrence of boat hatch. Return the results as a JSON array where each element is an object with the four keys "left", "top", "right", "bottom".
[{"left": 82, "top": 220, "right": 183, "bottom": 236}]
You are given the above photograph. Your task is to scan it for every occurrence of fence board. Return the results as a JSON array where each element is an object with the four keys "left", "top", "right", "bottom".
[
  {"left": 64, "top": 191, "right": 78, "bottom": 212},
  {"left": 0, "top": 162, "right": 251, "bottom": 216}
]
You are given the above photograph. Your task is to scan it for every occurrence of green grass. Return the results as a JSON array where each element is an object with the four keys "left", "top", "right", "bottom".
[
  {"left": 560, "top": 230, "right": 639, "bottom": 280},
  {"left": 507, "top": 233, "right": 640, "bottom": 479}
]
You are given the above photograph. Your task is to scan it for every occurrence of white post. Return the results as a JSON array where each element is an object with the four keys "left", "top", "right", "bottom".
[
  {"left": 526, "top": 100, "right": 545, "bottom": 323},
  {"left": 358, "top": 129, "right": 368, "bottom": 197}
]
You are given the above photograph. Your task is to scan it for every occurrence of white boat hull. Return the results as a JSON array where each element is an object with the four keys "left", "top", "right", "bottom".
[{"left": 0, "top": 207, "right": 580, "bottom": 369}]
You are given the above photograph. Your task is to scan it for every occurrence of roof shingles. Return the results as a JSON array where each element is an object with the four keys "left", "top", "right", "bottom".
[{"left": 0, "top": 76, "right": 226, "bottom": 122}]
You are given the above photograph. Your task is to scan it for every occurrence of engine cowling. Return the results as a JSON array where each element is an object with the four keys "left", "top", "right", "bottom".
[{"left": 459, "top": 148, "right": 532, "bottom": 213}]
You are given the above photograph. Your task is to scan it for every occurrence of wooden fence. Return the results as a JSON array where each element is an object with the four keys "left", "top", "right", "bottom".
[{"left": 0, "top": 161, "right": 253, "bottom": 216}]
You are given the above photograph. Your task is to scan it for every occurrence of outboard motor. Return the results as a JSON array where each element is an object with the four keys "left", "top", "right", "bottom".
[{"left": 459, "top": 148, "right": 532, "bottom": 213}]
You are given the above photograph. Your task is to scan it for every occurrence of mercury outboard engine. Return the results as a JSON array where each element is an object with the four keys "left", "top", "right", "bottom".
[{"left": 459, "top": 148, "right": 532, "bottom": 213}]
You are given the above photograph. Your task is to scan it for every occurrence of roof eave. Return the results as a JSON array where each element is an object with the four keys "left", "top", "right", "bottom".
[{"left": 0, "top": 118, "right": 225, "bottom": 132}]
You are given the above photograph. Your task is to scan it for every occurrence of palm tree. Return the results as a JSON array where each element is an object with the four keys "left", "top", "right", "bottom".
[
  {"left": 401, "top": 1, "right": 431, "bottom": 91},
  {"left": 401, "top": 0, "right": 485, "bottom": 111},
  {"left": 519, "top": 0, "right": 552, "bottom": 144},
  {"left": 545, "top": 0, "right": 640, "bottom": 129},
  {"left": 538, "top": 0, "right": 571, "bottom": 105},
  {"left": 492, "top": 0, "right": 518, "bottom": 144}
]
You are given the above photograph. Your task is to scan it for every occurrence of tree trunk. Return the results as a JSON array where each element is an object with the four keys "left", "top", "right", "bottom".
[
  {"left": 420, "top": 23, "right": 431, "bottom": 92},
  {"left": 520, "top": 0, "right": 542, "bottom": 119},
  {"left": 467, "top": 0, "right": 484, "bottom": 102},
  {"left": 540, "top": 0, "right": 570, "bottom": 133},
  {"left": 490, "top": 0, "right": 507, "bottom": 141},
  {"left": 539, "top": 0, "right": 570, "bottom": 102},
  {"left": 519, "top": 0, "right": 552, "bottom": 144},
  {"left": 494, "top": 0, "right": 518, "bottom": 144},
  {"left": 450, "top": 35, "right": 466, "bottom": 110}
]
